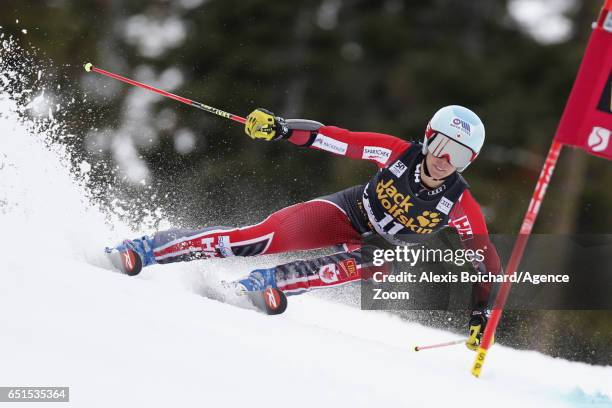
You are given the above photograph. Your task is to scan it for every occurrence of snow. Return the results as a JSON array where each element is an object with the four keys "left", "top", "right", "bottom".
[{"left": 1, "top": 64, "right": 611, "bottom": 408}]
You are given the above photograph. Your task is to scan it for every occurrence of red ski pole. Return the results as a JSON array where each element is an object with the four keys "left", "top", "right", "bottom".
[
  {"left": 471, "top": 141, "right": 563, "bottom": 377},
  {"left": 83, "top": 63, "right": 246, "bottom": 124},
  {"left": 414, "top": 339, "right": 465, "bottom": 352}
]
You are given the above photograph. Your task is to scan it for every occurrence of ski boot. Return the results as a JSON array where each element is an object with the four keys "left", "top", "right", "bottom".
[
  {"left": 105, "top": 236, "right": 156, "bottom": 276},
  {"left": 225, "top": 268, "right": 287, "bottom": 315},
  {"left": 235, "top": 268, "right": 279, "bottom": 293}
]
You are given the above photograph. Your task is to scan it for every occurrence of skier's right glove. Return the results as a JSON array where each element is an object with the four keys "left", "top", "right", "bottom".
[
  {"left": 466, "top": 308, "right": 494, "bottom": 351},
  {"left": 245, "top": 108, "right": 290, "bottom": 141}
]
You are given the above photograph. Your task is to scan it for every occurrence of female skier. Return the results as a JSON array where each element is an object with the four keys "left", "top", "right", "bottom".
[{"left": 107, "top": 105, "right": 500, "bottom": 350}]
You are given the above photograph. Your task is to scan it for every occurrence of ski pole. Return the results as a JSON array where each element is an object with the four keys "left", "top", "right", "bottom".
[
  {"left": 414, "top": 339, "right": 465, "bottom": 352},
  {"left": 83, "top": 63, "right": 247, "bottom": 124}
]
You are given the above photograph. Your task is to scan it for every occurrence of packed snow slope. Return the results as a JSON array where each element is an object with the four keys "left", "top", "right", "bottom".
[{"left": 1, "top": 90, "right": 611, "bottom": 408}]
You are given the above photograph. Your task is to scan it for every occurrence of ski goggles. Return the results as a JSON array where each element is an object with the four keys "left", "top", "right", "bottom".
[{"left": 427, "top": 133, "right": 476, "bottom": 169}]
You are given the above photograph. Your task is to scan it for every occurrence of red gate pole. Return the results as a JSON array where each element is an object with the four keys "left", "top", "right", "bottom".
[{"left": 471, "top": 141, "right": 563, "bottom": 377}]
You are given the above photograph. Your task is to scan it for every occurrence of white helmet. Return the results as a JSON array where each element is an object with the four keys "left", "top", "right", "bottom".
[{"left": 422, "top": 105, "right": 485, "bottom": 172}]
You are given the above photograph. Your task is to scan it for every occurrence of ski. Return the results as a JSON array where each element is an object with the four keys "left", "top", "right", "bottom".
[{"left": 102, "top": 248, "right": 288, "bottom": 315}]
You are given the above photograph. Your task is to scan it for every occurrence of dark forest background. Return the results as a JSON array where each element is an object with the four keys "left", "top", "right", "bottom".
[{"left": 1, "top": 0, "right": 610, "bottom": 364}]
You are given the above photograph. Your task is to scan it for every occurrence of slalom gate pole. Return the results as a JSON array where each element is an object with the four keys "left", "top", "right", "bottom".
[
  {"left": 414, "top": 339, "right": 465, "bottom": 352},
  {"left": 83, "top": 63, "right": 246, "bottom": 124},
  {"left": 471, "top": 141, "right": 563, "bottom": 378}
]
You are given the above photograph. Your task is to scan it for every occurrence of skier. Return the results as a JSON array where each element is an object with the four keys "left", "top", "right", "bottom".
[{"left": 107, "top": 105, "right": 500, "bottom": 350}]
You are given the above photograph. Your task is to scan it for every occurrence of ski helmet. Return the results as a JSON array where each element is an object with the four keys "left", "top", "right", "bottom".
[{"left": 422, "top": 105, "right": 485, "bottom": 172}]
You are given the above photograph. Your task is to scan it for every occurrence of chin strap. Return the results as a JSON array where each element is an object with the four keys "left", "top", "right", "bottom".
[{"left": 421, "top": 158, "right": 448, "bottom": 182}]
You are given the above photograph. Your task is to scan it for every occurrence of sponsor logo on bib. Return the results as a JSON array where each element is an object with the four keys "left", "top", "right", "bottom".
[
  {"left": 436, "top": 196, "right": 454, "bottom": 215},
  {"left": 389, "top": 160, "right": 407, "bottom": 177}
]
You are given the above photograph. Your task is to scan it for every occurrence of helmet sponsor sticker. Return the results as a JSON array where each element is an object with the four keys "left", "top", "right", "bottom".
[
  {"left": 363, "top": 146, "right": 392, "bottom": 164},
  {"left": 312, "top": 134, "right": 348, "bottom": 155},
  {"left": 450, "top": 117, "right": 471, "bottom": 136},
  {"left": 388, "top": 160, "right": 407, "bottom": 178},
  {"left": 587, "top": 126, "right": 611, "bottom": 153},
  {"left": 318, "top": 264, "right": 340, "bottom": 283},
  {"left": 436, "top": 196, "right": 454, "bottom": 215}
]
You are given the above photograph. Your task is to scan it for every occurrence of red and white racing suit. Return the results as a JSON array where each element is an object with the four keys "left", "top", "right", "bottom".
[{"left": 150, "top": 126, "right": 501, "bottom": 304}]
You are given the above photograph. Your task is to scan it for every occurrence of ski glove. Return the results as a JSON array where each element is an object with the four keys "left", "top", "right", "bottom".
[
  {"left": 466, "top": 308, "right": 494, "bottom": 351},
  {"left": 245, "top": 108, "right": 290, "bottom": 141}
]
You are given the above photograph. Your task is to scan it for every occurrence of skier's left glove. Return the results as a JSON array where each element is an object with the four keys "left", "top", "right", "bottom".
[
  {"left": 466, "top": 308, "right": 494, "bottom": 351},
  {"left": 245, "top": 108, "right": 290, "bottom": 141}
]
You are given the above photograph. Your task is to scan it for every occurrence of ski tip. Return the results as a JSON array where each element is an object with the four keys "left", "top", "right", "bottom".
[
  {"left": 414, "top": 346, "right": 419, "bottom": 352},
  {"left": 263, "top": 287, "right": 288, "bottom": 315},
  {"left": 84, "top": 62, "right": 93, "bottom": 72},
  {"left": 244, "top": 287, "right": 288, "bottom": 315}
]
